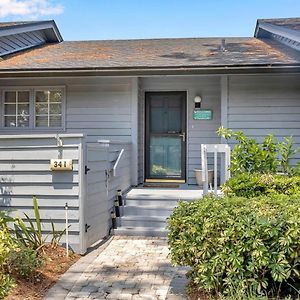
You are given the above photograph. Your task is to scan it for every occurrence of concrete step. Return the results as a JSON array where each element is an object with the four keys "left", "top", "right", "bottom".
[
  {"left": 120, "top": 216, "right": 168, "bottom": 228},
  {"left": 123, "top": 205, "right": 174, "bottom": 217},
  {"left": 115, "top": 188, "right": 205, "bottom": 237},
  {"left": 114, "top": 226, "right": 168, "bottom": 237},
  {"left": 125, "top": 188, "right": 204, "bottom": 202},
  {"left": 125, "top": 198, "right": 181, "bottom": 207}
]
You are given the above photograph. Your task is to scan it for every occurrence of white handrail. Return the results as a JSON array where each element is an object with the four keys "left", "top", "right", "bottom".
[
  {"left": 201, "top": 144, "right": 231, "bottom": 195},
  {"left": 113, "top": 149, "right": 124, "bottom": 177}
]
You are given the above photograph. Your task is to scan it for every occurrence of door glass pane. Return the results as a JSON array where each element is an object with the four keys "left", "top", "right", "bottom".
[
  {"left": 150, "top": 136, "right": 181, "bottom": 177},
  {"left": 150, "top": 95, "right": 182, "bottom": 133}
]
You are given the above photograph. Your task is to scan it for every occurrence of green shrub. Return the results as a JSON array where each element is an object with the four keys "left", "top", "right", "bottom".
[
  {"left": 222, "top": 173, "right": 300, "bottom": 198},
  {"left": 7, "top": 245, "right": 44, "bottom": 279},
  {"left": 0, "top": 273, "right": 15, "bottom": 299},
  {"left": 0, "top": 213, "right": 16, "bottom": 299},
  {"left": 167, "top": 194, "right": 300, "bottom": 298},
  {"left": 217, "top": 127, "right": 299, "bottom": 175}
]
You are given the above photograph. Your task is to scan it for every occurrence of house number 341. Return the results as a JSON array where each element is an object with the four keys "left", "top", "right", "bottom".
[{"left": 50, "top": 159, "right": 73, "bottom": 171}]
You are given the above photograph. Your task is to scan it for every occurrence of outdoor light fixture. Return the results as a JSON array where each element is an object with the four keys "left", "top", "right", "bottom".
[{"left": 194, "top": 95, "right": 202, "bottom": 109}]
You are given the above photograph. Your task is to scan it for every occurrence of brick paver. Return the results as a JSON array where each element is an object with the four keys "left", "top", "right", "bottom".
[{"left": 53, "top": 237, "right": 188, "bottom": 300}]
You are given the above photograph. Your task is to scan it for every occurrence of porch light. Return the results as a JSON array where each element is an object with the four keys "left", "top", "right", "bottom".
[{"left": 194, "top": 95, "right": 202, "bottom": 109}]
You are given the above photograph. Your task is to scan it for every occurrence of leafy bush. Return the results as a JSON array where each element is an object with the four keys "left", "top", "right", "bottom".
[
  {"left": 0, "top": 212, "right": 16, "bottom": 298},
  {"left": 7, "top": 245, "right": 44, "bottom": 279},
  {"left": 168, "top": 195, "right": 300, "bottom": 298},
  {"left": 0, "top": 213, "right": 14, "bottom": 266},
  {"left": 217, "top": 127, "right": 299, "bottom": 175},
  {"left": 0, "top": 273, "right": 15, "bottom": 299},
  {"left": 222, "top": 173, "right": 300, "bottom": 198}
]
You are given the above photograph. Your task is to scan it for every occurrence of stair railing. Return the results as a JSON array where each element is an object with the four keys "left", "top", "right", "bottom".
[
  {"left": 201, "top": 144, "right": 231, "bottom": 195},
  {"left": 112, "top": 148, "right": 125, "bottom": 177}
]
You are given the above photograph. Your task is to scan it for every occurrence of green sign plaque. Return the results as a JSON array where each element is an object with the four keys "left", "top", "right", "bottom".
[{"left": 193, "top": 109, "right": 212, "bottom": 120}]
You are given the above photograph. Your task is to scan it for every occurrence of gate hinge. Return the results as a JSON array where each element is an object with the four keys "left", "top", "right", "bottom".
[
  {"left": 85, "top": 166, "right": 91, "bottom": 174},
  {"left": 85, "top": 224, "right": 91, "bottom": 232}
]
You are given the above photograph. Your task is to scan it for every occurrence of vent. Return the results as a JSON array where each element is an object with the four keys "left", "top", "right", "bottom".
[{"left": 220, "top": 39, "right": 226, "bottom": 52}]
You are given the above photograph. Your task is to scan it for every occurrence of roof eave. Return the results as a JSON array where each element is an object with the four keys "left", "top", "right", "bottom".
[
  {"left": 0, "top": 64, "right": 299, "bottom": 78},
  {"left": 256, "top": 22, "right": 300, "bottom": 43},
  {"left": 0, "top": 20, "right": 63, "bottom": 42},
  {"left": 254, "top": 20, "right": 260, "bottom": 37}
]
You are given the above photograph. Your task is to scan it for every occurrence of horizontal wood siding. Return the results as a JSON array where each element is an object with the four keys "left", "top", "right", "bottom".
[
  {"left": 85, "top": 144, "right": 108, "bottom": 248},
  {"left": 228, "top": 74, "right": 300, "bottom": 165},
  {"left": 0, "top": 135, "right": 83, "bottom": 251},
  {"left": 66, "top": 78, "right": 133, "bottom": 143},
  {"left": 85, "top": 141, "right": 132, "bottom": 248},
  {"left": 0, "top": 77, "right": 133, "bottom": 144},
  {"left": 140, "top": 76, "right": 221, "bottom": 185}
]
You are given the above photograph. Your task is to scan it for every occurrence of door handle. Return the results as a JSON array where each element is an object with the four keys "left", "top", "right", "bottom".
[{"left": 179, "top": 132, "right": 186, "bottom": 142}]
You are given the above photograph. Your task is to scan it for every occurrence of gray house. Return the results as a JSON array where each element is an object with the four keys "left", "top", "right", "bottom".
[{"left": 0, "top": 18, "right": 299, "bottom": 253}]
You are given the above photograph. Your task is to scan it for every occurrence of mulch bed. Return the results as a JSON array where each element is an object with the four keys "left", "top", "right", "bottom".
[
  {"left": 188, "top": 284, "right": 212, "bottom": 300},
  {"left": 5, "top": 245, "right": 80, "bottom": 300}
]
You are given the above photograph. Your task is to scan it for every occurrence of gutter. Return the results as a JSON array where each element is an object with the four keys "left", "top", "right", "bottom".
[{"left": 0, "top": 64, "right": 299, "bottom": 78}]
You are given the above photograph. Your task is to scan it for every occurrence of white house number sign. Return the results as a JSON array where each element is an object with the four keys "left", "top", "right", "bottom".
[{"left": 50, "top": 159, "right": 73, "bottom": 171}]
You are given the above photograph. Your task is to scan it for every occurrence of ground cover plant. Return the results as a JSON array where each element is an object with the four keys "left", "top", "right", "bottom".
[
  {"left": 168, "top": 194, "right": 300, "bottom": 299},
  {"left": 0, "top": 198, "right": 79, "bottom": 299}
]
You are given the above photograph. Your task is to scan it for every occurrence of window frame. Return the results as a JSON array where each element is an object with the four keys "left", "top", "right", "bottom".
[
  {"left": 2, "top": 89, "right": 31, "bottom": 129},
  {"left": 1, "top": 86, "right": 66, "bottom": 131}
]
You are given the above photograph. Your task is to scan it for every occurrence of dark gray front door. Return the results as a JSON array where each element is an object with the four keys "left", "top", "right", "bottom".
[{"left": 145, "top": 92, "right": 187, "bottom": 182}]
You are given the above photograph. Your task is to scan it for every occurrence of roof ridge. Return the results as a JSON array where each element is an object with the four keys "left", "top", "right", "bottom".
[{"left": 61, "top": 36, "right": 254, "bottom": 43}]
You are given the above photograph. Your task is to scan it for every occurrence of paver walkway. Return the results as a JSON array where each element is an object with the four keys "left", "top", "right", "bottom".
[{"left": 45, "top": 237, "right": 188, "bottom": 300}]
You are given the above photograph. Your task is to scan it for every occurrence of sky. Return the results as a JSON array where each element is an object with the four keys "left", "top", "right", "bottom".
[{"left": 0, "top": 0, "right": 299, "bottom": 41}]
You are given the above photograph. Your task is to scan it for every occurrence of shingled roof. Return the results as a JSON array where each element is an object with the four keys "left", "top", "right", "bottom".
[
  {"left": 0, "top": 18, "right": 299, "bottom": 75},
  {"left": 0, "top": 37, "right": 299, "bottom": 71}
]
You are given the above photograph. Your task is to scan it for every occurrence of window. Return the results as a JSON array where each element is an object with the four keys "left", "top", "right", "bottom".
[
  {"left": 35, "top": 90, "right": 62, "bottom": 128},
  {"left": 2, "top": 87, "right": 64, "bottom": 129},
  {"left": 4, "top": 91, "right": 30, "bottom": 128}
]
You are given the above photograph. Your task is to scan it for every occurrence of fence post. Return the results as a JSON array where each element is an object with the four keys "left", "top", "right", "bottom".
[
  {"left": 214, "top": 145, "right": 218, "bottom": 195},
  {"left": 201, "top": 145, "right": 208, "bottom": 195},
  {"left": 65, "top": 202, "right": 69, "bottom": 257}
]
